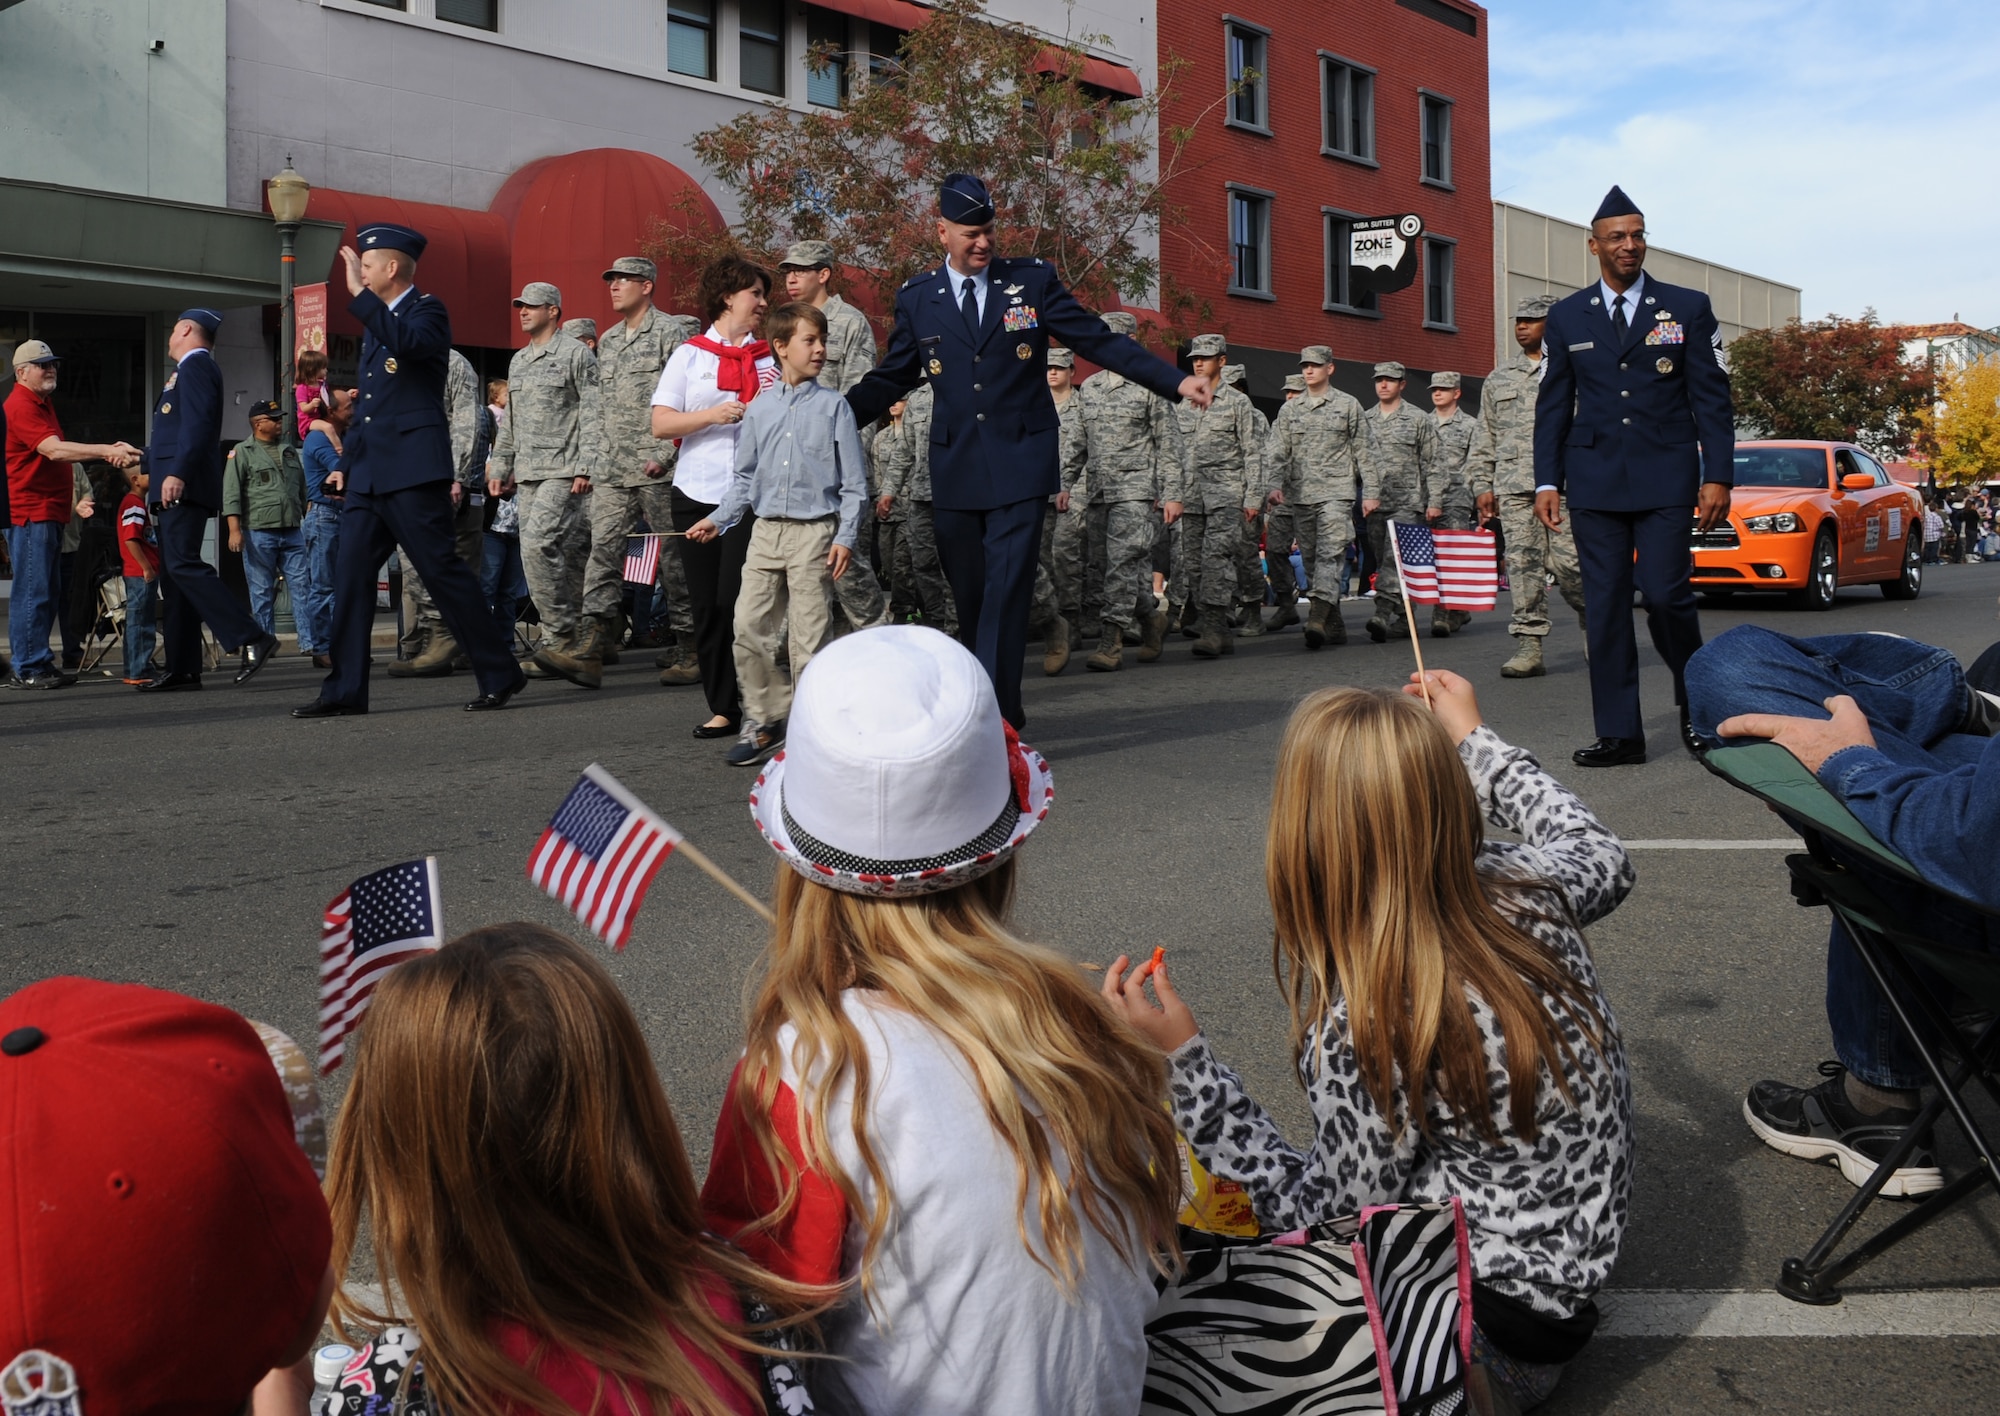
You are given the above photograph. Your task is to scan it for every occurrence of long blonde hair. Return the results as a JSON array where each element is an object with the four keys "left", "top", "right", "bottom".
[
  {"left": 733, "top": 859, "right": 1181, "bottom": 1299},
  {"left": 1266, "top": 689, "right": 1612, "bottom": 1144},
  {"left": 326, "top": 924, "right": 818, "bottom": 1416}
]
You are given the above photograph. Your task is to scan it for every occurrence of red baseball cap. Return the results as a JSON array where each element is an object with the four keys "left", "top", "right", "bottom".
[{"left": 0, "top": 978, "right": 333, "bottom": 1415}]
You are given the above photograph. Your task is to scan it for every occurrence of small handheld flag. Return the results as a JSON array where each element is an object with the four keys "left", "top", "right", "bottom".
[
  {"left": 530, "top": 765, "right": 684, "bottom": 948},
  {"left": 1390, "top": 522, "right": 1500, "bottom": 610},
  {"left": 319, "top": 857, "right": 444, "bottom": 1074},
  {"left": 623, "top": 534, "right": 662, "bottom": 587}
]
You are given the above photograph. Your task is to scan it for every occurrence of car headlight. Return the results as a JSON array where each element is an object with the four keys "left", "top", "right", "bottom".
[{"left": 1744, "top": 512, "right": 1804, "bottom": 533}]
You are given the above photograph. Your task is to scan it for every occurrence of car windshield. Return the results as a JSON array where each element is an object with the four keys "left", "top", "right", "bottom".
[{"left": 1733, "top": 448, "right": 1828, "bottom": 488}]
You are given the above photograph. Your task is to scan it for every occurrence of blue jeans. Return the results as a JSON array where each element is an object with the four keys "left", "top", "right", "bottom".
[
  {"left": 123, "top": 574, "right": 158, "bottom": 679},
  {"left": 6, "top": 520, "right": 62, "bottom": 677},
  {"left": 482, "top": 531, "right": 527, "bottom": 631},
  {"left": 300, "top": 503, "right": 341, "bottom": 653},
  {"left": 242, "top": 525, "right": 312, "bottom": 646},
  {"left": 1687, "top": 626, "right": 1995, "bottom": 1089}
]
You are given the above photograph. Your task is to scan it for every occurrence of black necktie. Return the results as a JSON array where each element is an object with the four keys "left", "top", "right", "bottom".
[
  {"left": 960, "top": 277, "right": 979, "bottom": 336},
  {"left": 1610, "top": 291, "right": 1628, "bottom": 340}
]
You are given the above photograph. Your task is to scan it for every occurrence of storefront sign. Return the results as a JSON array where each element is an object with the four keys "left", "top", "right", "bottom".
[{"left": 1348, "top": 215, "right": 1424, "bottom": 299}]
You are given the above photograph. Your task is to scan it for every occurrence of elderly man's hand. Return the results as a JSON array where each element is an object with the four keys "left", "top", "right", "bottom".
[{"left": 1716, "top": 695, "right": 1877, "bottom": 774}]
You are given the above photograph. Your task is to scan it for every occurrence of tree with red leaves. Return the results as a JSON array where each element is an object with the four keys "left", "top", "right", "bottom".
[{"left": 1727, "top": 310, "right": 1933, "bottom": 457}]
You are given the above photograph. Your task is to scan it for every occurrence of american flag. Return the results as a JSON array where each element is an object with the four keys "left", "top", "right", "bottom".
[
  {"left": 623, "top": 534, "right": 662, "bottom": 587},
  {"left": 319, "top": 858, "right": 444, "bottom": 1074},
  {"left": 1391, "top": 522, "right": 1500, "bottom": 610},
  {"left": 528, "top": 765, "right": 683, "bottom": 949}
]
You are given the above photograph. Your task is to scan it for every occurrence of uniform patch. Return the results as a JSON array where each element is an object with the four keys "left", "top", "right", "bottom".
[
  {"left": 2, "top": 1350, "right": 82, "bottom": 1416},
  {"left": 1002, "top": 305, "right": 1039, "bottom": 332},
  {"left": 384, "top": 357, "right": 398, "bottom": 374},
  {"left": 1656, "top": 357, "right": 1673, "bottom": 374},
  {"left": 1568, "top": 342, "right": 1595, "bottom": 352},
  {"left": 1016, "top": 342, "right": 1033, "bottom": 359},
  {"left": 1645, "top": 323, "right": 1685, "bottom": 346}
]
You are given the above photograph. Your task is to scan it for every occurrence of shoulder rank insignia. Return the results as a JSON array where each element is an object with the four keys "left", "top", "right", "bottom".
[{"left": 384, "top": 357, "right": 399, "bottom": 374}]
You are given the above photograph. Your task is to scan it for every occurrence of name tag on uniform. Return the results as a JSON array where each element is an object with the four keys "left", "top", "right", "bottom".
[
  {"left": 1645, "top": 323, "right": 1685, "bottom": 346},
  {"left": 1003, "top": 305, "right": 1039, "bottom": 333},
  {"left": 1568, "top": 341, "right": 1594, "bottom": 352}
]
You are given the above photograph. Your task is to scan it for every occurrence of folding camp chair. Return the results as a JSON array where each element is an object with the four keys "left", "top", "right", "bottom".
[
  {"left": 1701, "top": 743, "right": 2000, "bottom": 1305},
  {"left": 78, "top": 570, "right": 126, "bottom": 673}
]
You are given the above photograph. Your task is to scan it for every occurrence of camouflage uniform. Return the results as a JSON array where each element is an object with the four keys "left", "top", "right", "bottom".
[
  {"left": 1173, "top": 337, "right": 1262, "bottom": 650},
  {"left": 1029, "top": 368, "right": 1090, "bottom": 650},
  {"left": 872, "top": 417, "right": 920, "bottom": 621},
  {"left": 814, "top": 288, "right": 892, "bottom": 630},
  {"left": 1468, "top": 345, "right": 1587, "bottom": 648},
  {"left": 877, "top": 383, "right": 957, "bottom": 634},
  {"left": 1263, "top": 372, "right": 1309, "bottom": 612},
  {"left": 559, "top": 317, "right": 597, "bottom": 349},
  {"left": 1223, "top": 366, "right": 1271, "bottom": 633},
  {"left": 489, "top": 294, "right": 601, "bottom": 649},
  {"left": 1427, "top": 372, "right": 1481, "bottom": 634},
  {"left": 1267, "top": 357, "right": 1367, "bottom": 644},
  {"left": 397, "top": 348, "right": 487, "bottom": 660},
  {"left": 1361, "top": 363, "right": 1441, "bottom": 636}
]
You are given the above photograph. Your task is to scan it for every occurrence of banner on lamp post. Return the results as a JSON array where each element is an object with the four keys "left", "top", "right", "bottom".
[{"left": 294, "top": 283, "right": 328, "bottom": 362}]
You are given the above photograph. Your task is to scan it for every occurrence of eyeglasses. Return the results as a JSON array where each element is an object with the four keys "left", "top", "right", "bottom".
[{"left": 1597, "top": 230, "right": 1648, "bottom": 246}]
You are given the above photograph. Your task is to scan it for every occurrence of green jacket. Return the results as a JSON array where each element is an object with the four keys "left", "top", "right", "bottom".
[{"left": 223, "top": 439, "right": 307, "bottom": 529}]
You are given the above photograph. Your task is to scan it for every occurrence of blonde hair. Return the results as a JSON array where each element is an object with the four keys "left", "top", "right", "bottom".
[
  {"left": 733, "top": 860, "right": 1181, "bottom": 1301},
  {"left": 326, "top": 924, "right": 819, "bottom": 1416},
  {"left": 1266, "top": 689, "right": 1611, "bottom": 1144}
]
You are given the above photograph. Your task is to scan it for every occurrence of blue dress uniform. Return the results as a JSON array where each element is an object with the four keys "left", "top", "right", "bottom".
[
  {"left": 141, "top": 309, "right": 271, "bottom": 685},
  {"left": 300, "top": 224, "right": 522, "bottom": 715},
  {"left": 1534, "top": 187, "right": 1734, "bottom": 752},
  {"left": 846, "top": 174, "right": 1186, "bottom": 728}
]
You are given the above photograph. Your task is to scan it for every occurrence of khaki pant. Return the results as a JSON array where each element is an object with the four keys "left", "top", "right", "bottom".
[
  {"left": 516, "top": 477, "right": 590, "bottom": 643},
  {"left": 1497, "top": 491, "right": 1587, "bottom": 638},
  {"left": 732, "top": 516, "right": 837, "bottom": 726}
]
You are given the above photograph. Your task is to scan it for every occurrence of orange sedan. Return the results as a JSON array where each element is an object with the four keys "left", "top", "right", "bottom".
[{"left": 1691, "top": 441, "right": 1924, "bottom": 609}]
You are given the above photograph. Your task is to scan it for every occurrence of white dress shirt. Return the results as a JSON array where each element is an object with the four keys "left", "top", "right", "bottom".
[
  {"left": 946, "top": 261, "right": 989, "bottom": 324},
  {"left": 650, "top": 325, "right": 778, "bottom": 505}
]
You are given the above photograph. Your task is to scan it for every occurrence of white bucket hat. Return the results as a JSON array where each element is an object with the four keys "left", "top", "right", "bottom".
[{"left": 750, "top": 626, "right": 1053, "bottom": 898}]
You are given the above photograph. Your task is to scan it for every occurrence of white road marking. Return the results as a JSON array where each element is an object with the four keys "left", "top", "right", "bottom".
[
  {"left": 1623, "top": 839, "right": 1801, "bottom": 850},
  {"left": 1598, "top": 1288, "right": 2000, "bottom": 1338}
]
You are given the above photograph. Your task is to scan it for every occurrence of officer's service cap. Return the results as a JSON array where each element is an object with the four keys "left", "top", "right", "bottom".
[
  {"left": 1592, "top": 185, "right": 1642, "bottom": 223},
  {"left": 1373, "top": 361, "right": 1406, "bottom": 380},
  {"left": 247, "top": 400, "right": 282, "bottom": 421},
  {"left": 1222, "top": 363, "right": 1248, "bottom": 388},
  {"left": 178, "top": 308, "right": 224, "bottom": 337},
  {"left": 603, "top": 256, "right": 657, "bottom": 283},
  {"left": 938, "top": 173, "right": 995, "bottom": 226},
  {"left": 1188, "top": 333, "right": 1227, "bottom": 358},
  {"left": 561, "top": 318, "right": 597, "bottom": 341},
  {"left": 10, "top": 339, "right": 57, "bottom": 368},
  {"left": 1282, "top": 374, "right": 1306, "bottom": 393},
  {"left": 1299, "top": 345, "right": 1334, "bottom": 366},
  {"left": 1430, "top": 371, "right": 1461, "bottom": 390},
  {"left": 1514, "top": 293, "right": 1558, "bottom": 321},
  {"left": 357, "top": 223, "right": 428, "bottom": 259},
  {"left": 778, "top": 240, "right": 837, "bottom": 270},
  {"left": 512, "top": 282, "right": 562, "bottom": 308},
  {"left": 1046, "top": 347, "right": 1075, "bottom": 368},
  {"left": 1100, "top": 311, "right": 1139, "bottom": 336}
]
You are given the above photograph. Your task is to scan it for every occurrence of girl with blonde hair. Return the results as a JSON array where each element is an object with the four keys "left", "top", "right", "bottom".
[
  {"left": 702, "top": 625, "right": 1181, "bottom": 1415},
  {"left": 327, "top": 922, "right": 815, "bottom": 1416},
  {"left": 1105, "top": 669, "right": 1636, "bottom": 1412}
]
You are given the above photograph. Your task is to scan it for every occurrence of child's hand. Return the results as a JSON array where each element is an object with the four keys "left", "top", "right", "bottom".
[
  {"left": 827, "top": 543, "right": 852, "bottom": 580},
  {"left": 1402, "top": 669, "right": 1482, "bottom": 743},
  {"left": 686, "top": 519, "right": 719, "bottom": 543},
  {"left": 1101, "top": 954, "right": 1199, "bottom": 1053}
]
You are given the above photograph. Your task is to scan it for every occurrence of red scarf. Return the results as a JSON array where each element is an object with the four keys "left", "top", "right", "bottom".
[{"left": 687, "top": 333, "right": 772, "bottom": 405}]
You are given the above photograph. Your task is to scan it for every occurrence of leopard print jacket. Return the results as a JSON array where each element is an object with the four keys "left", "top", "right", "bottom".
[{"left": 1168, "top": 724, "right": 1636, "bottom": 1319}]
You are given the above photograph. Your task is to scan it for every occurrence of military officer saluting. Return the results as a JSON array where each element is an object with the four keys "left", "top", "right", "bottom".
[
  {"left": 1534, "top": 186, "right": 1735, "bottom": 766},
  {"left": 846, "top": 173, "right": 1207, "bottom": 728},
  {"left": 293, "top": 223, "right": 525, "bottom": 717}
]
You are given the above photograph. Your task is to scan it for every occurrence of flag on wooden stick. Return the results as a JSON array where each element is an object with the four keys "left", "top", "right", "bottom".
[
  {"left": 528, "top": 765, "right": 683, "bottom": 949},
  {"left": 319, "top": 857, "right": 444, "bottom": 1074},
  {"left": 624, "top": 534, "right": 662, "bottom": 586},
  {"left": 1391, "top": 522, "right": 1500, "bottom": 609}
]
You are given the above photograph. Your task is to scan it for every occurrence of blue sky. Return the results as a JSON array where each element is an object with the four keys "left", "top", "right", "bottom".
[{"left": 1488, "top": 1, "right": 1999, "bottom": 326}]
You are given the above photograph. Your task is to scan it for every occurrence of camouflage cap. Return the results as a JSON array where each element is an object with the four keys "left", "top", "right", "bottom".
[
  {"left": 1282, "top": 374, "right": 1307, "bottom": 393},
  {"left": 1222, "top": 363, "right": 1248, "bottom": 388},
  {"left": 1372, "top": 361, "right": 1406, "bottom": 380},
  {"left": 1429, "top": 370, "right": 1461, "bottom": 390},
  {"left": 1513, "top": 293, "right": 1557, "bottom": 320},
  {"left": 602, "top": 256, "right": 657, "bottom": 282},
  {"left": 1100, "top": 311, "right": 1139, "bottom": 336},
  {"left": 778, "top": 240, "right": 837, "bottom": 270},
  {"left": 1045, "top": 347, "right": 1076, "bottom": 368},
  {"left": 1299, "top": 345, "right": 1334, "bottom": 366},
  {"left": 512, "top": 281, "right": 562, "bottom": 308},
  {"left": 561, "top": 318, "right": 597, "bottom": 342},
  {"left": 1188, "top": 333, "right": 1227, "bottom": 358}
]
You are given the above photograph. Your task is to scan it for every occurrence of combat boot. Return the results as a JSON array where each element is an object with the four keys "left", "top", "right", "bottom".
[
  {"left": 658, "top": 643, "right": 702, "bottom": 687},
  {"left": 1136, "top": 610, "right": 1168, "bottom": 663},
  {"left": 532, "top": 617, "right": 606, "bottom": 689},
  {"left": 389, "top": 628, "right": 460, "bottom": 677},
  {"left": 1267, "top": 598, "right": 1300, "bottom": 632},
  {"left": 1237, "top": 603, "right": 1266, "bottom": 638},
  {"left": 1323, "top": 602, "right": 1348, "bottom": 645},
  {"left": 1191, "top": 610, "right": 1227, "bottom": 659},
  {"left": 1501, "top": 636, "right": 1545, "bottom": 678},
  {"left": 1303, "top": 601, "right": 1330, "bottom": 650},
  {"left": 386, "top": 627, "right": 428, "bottom": 677},
  {"left": 1086, "top": 629, "right": 1123, "bottom": 672},
  {"left": 1043, "top": 615, "right": 1072, "bottom": 676},
  {"left": 1177, "top": 601, "right": 1200, "bottom": 638},
  {"left": 1430, "top": 611, "right": 1454, "bottom": 640}
]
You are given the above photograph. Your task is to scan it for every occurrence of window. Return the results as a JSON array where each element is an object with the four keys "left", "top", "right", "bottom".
[
  {"left": 353, "top": 0, "right": 407, "bottom": 9},
  {"left": 867, "top": 22, "right": 904, "bottom": 87},
  {"left": 1420, "top": 92, "right": 1453, "bottom": 186},
  {"left": 1323, "top": 211, "right": 1378, "bottom": 314},
  {"left": 1424, "top": 237, "right": 1455, "bottom": 329},
  {"left": 806, "top": 6, "right": 849, "bottom": 107},
  {"left": 739, "top": 0, "right": 784, "bottom": 94},
  {"left": 668, "top": 0, "right": 715, "bottom": 79},
  {"left": 434, "top": 0, "right": 496, "bottom": 29},
  {"left": 1225, "top": 20, "right": 1268, "bottom": 132},
  {"left": 1228, "top": 187, "right": 1273, "bottom": 298},
  {"left": 1320, "top": 55, "right": 1374, "bottom": 162}
]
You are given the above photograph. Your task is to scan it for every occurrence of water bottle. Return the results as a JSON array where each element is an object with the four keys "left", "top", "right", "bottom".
[{"left": 310, "top": 1344, "right": 355, "bottom": 1416}]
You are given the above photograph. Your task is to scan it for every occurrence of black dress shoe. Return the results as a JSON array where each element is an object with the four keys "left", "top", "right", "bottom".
[
  {"left": 234, "top": 633, "right": 282, "bottom": 685},
  {"left": 692, "top": 719, "right": 741, "bottom": 739},
  {"left": 465, "top": 673, "right": 528, "bottom": 712},
  {"left": 292, "top": 699, "right": 365, "bottom": 718},
  {"left": 1680, "top": 706, "right": 1704, "bottom": 756},
  {"left": 135, "top": 672, "right": 202, "bottom": 693},
  {"left": 1573, "top": 736, "right": 1647, "bottom": 768}
]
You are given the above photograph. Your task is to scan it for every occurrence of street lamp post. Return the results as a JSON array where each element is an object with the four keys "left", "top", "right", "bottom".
[{"left": 266, "top": 160, "right": 312, "bottom": 447}]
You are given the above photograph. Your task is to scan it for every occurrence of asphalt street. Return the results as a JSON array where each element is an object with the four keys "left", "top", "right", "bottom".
[{"left": 5, "top": 562, "right": 1998, "bottom": 1413}]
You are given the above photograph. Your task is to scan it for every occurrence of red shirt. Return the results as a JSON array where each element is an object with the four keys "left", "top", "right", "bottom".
[
  {"left": 3, "top": 382, "right": 71, "bottom": 526},
  {"left": 118, "top": 492, "right": 158, "bottom": 577}
]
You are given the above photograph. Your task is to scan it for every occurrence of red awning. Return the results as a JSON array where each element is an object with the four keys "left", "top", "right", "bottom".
[
  {"left": 809, "top": 0, "right": 930, "bottom": 30},
  {"left": 290, "top": 189, "right": 515, "bottom": 348},
  {"left": 1033, "top": 48, "right": 1143, "bottom": 99}
]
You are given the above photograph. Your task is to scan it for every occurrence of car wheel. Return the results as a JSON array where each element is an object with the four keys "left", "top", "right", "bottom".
[
  {"left": 1882, "top": 531, "right": 1923, "bottom": 600},
  {"left": 1790, "top": 526, "right": 1838, "bottom": 611}
]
